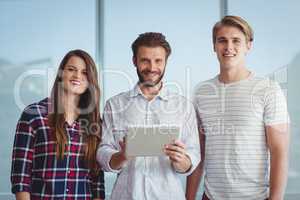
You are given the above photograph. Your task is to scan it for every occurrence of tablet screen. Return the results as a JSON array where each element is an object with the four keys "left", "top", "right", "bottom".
[{"left": 125, "top": 125, "right": 180, "bottom": 157}]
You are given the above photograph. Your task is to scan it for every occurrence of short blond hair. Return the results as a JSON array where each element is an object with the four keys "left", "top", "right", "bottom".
[{"left": 212, "top": 15, "right": 254, "bottom": 44}]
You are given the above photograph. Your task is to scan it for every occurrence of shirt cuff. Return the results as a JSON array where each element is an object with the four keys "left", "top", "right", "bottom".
[
  {"left": 97, "top": 147, "right": 122, "bottom": 173},
  {"left": 11, "top": 183, "right": 31, "bottom": 194},
  {"left": 175, "top": 149, "right": 200, "bottom": 176}
]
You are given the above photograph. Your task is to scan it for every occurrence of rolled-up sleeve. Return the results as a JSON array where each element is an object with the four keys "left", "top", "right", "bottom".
[
  {"left": 97, "top": 101, "right": 122, "bottom": 173},
  {"left": 178, "top": 100, "right": 201, "bottom": 176},
  {"left": 11, "top": 109, "right": 35, "bottom": 193}
]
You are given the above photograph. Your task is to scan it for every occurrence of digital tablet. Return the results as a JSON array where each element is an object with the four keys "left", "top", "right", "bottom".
[{"left": 125, "top": 125, "right": 180, "bottom": 157}]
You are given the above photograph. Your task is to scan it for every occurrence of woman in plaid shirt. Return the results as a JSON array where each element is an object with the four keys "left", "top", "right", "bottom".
[{"left": 11, "top": 49, "right": 105, "bottom": 200}]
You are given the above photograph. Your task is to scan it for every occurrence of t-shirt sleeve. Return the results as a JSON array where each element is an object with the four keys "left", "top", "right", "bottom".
[{"left": 264, "top": 80, "right": 289, "bottom": 125}]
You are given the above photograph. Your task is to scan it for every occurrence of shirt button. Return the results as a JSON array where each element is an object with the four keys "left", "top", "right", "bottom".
[
  {"left": 66, "top": 188, "right": 69, "bottom": 192},
  {"left": 68, "top": 170, "right": 71, "bottom": 174}
]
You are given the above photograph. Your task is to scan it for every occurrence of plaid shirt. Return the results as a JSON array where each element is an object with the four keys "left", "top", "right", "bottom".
[{"left": 11, "top": 98, "right": 105, "bottom": 200}]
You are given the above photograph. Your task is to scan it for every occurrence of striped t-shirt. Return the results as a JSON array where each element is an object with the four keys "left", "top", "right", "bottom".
[{"left": 193, "top": 72, "right": 289, "bottom": 200}]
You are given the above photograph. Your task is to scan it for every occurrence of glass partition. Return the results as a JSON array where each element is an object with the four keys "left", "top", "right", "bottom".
[
  {"left": 0, "top": 1, "right": 96, "bottom": 199},
  {"left": 228, "top": 1, "right": 300, "bottom": 199}
]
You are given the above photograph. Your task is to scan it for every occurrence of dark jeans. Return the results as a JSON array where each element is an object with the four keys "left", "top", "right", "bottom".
[{"left": 202, "top": 193, "right": 269, "bottom": 200}]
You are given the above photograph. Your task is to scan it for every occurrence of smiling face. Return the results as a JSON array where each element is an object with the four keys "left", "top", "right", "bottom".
[
  {"left": 61, "top": 56, "right": 89, "bottom": 96},
  {"left": 133, "top": 46, "right": 167, "bottom": 87},
  {"left": 214, "top": 25, "right": 252, "bottom": 71}
]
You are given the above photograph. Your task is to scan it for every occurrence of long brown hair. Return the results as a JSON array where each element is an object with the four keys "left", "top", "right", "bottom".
[{"left": 48, "top": 49, "right": 101, "bottom": 172}]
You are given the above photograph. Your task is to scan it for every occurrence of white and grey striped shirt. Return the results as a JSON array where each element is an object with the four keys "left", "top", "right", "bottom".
[{"left": 193, "top": 72, "right": 289, "bottom": 200}]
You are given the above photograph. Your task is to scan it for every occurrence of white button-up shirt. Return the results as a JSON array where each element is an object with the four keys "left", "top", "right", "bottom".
[{"left": 97, "top": 84, "right": 200, "bottom": 200}]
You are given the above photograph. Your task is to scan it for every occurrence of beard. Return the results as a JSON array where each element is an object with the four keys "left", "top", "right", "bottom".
[{"left": 137, "top": 68, "right": 165, "bottom": 87}]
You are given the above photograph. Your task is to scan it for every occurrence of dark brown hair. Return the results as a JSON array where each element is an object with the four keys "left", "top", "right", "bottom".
[
  {"left": 131, "top": 32, "right": 171, "bottom": 59},
  {"left": 48, "top": 49, "right": 101, "bottom": 173}
]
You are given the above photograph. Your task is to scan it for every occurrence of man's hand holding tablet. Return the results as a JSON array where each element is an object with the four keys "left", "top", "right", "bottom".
[
  {"left": 164, "top": 140, "right": 192, "bottom": 173},
  {"left": 110, "top": 125, "right": 191, "bottom": 173},
  {"left": 109, "top": 136, "right": 128, "bottom": 170}
]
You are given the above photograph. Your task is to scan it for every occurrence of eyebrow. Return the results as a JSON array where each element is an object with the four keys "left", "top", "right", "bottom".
[
  {"left": 217, "top": 36, "right": 242, "bottom": 41},
  {"left": 216, "top": 37, "right": 227, "bottom": 40},
  {"left": 65, "top": 64, "right": 76, "bottom": 68},
  {"left": 140, "top": 57, "right": 150, "bottom": 61},
  {"left": 65, "top": 64, "right": 86, "bottom": 70}
]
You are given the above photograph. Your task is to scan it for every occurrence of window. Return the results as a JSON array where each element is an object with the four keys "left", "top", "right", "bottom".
[
  {"left": 0, "top": 1, "right": 96, "bottom": 199},
  {"left": 2, "top": 1, "right": 298, "bottom": 199},
  {"left": 102, "top": 0, "right": 219, "bottom": 197},
  {"left": 227, "top": 1, "right": 300, "bottom": 198}
]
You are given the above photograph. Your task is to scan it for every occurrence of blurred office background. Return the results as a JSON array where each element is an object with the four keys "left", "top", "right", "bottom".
[{"left": 0, "top": 0, "right": 299, "bottom": 199}]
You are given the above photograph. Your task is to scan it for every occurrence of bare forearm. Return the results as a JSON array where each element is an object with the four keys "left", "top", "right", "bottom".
[
  {"left": 186, "top": 129, "right": 205, "bottom": 200},
  {"left": 186, "top": 162, "right": 204, "bottom": 200},
  {"left": 266, "top": 124, "right": 289, "bottom": 200},
  {"left": 269, "top": 150, "right": 288, "bottom": 200},
  {"left": 16, "top": 192, "right": 30, "bottom": 200}
]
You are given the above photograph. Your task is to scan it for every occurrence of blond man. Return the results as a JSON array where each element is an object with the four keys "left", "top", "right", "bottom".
[{"left": 186, "top": 16, "right": 289, "bottom": 200}]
